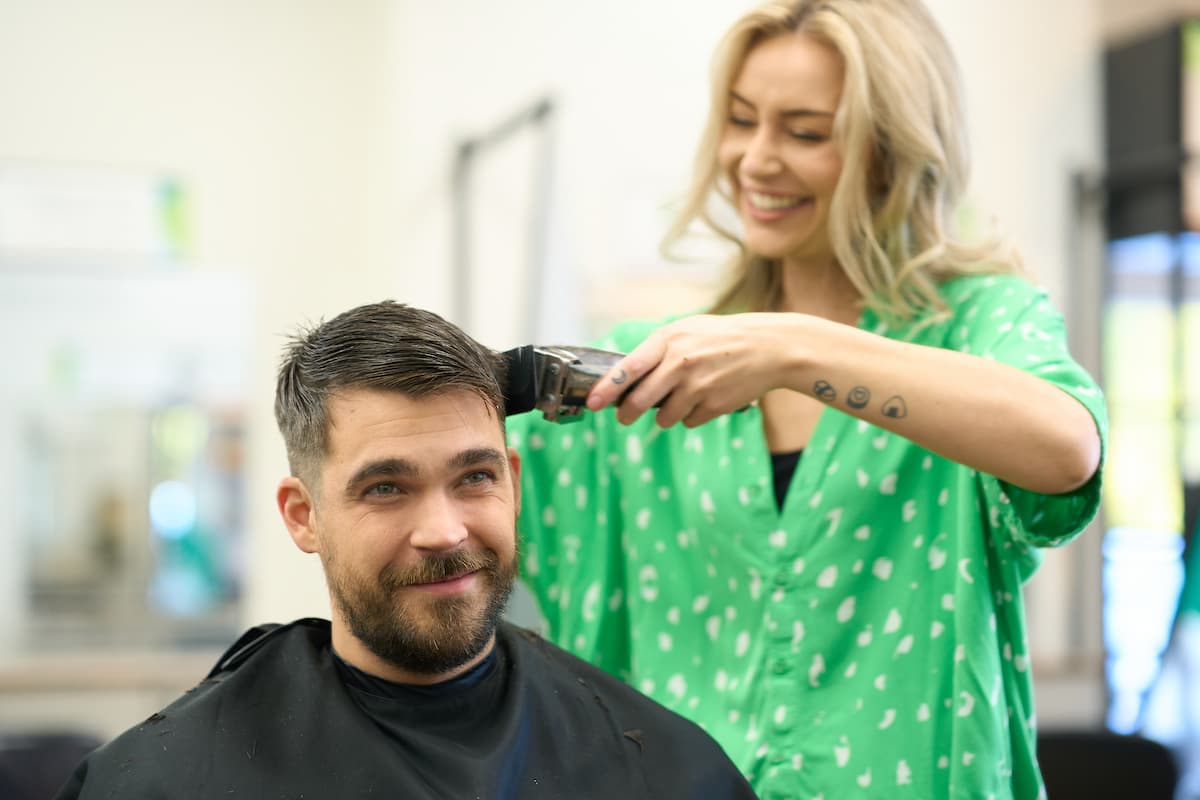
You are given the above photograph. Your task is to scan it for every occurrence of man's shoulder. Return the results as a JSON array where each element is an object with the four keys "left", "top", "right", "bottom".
[
  {"left": 160, "top": 617, "right": 331, "bottom": 716},
  {"left": 54, "top": 619, "right": 334, "bottom": 797},
  {"left": 500, "top": 622, "right": 643, "bottom": 697},
  {"left": 499, "top": 623, "right": 755, "bottom": 796},
  {"left": 205, "top": 617, "right": 330, "bottom": 676},
  {"left": 498, "top": 623, "right": 732, "bottom": 744}
]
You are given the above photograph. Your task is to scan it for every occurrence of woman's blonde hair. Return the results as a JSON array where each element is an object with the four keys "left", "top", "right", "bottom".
[{"left": 665, "top": 0, "right": 1021, "bottom": 321}]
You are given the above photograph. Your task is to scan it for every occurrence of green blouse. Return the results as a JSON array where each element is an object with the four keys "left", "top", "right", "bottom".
[{"left": 508, "top": 274, "right": 1108, "bottom": 800}]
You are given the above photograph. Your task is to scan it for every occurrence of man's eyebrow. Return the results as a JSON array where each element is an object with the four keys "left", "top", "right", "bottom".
[
  {"left": 729, "top": 90, "right": 835, "bottom": 118},
  {"left": 450, "top": 447, "right": 508, "bottom": 472},
  {"left": 343, "top": 448, "right": 507, "bottom": 495},
  {"left": 344, "top": 458, "right": 417, "bottom": 494}
]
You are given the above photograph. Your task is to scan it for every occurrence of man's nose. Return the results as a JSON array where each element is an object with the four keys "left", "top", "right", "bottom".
[{"left": 408, "top": 493, "right": 469, "bottom": 552}]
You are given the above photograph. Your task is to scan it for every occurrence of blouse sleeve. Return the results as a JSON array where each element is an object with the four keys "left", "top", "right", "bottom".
[{"left": 946, "top": 275, "right": 1109, "bottom": 549}]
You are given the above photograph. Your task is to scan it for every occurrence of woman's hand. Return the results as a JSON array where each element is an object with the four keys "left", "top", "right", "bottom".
[{"left": 585, "top": 313, "right": 796, "bottom": 428}]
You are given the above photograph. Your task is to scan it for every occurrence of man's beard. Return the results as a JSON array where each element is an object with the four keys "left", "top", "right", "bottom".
[{"left": 326, "top": 546, "right": 517, "bottom": 676}]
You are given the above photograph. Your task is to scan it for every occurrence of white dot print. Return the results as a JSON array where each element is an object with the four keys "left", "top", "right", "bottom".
[{"left": 506, "top": 276, "right": 1105, "bottom": 799}]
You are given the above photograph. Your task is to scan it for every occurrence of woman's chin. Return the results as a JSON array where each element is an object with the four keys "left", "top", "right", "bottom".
[
  {"left": 741, "top": 228, "right": 833, "bottom": 265},
  {"left": 742, "top": 236, "right": 803, "bottom": 261}
]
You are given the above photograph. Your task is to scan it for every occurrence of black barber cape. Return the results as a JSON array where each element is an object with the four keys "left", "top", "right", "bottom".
[{"left": 54, "top": 618, "right": 756, "bottom": 799}]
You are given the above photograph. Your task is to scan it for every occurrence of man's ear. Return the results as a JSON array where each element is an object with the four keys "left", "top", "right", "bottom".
[
  {"left": 506, "top": 446, "right": 522, "bottom": 515},
  {"left": 277, "top": 476, "right": 320, "bottom": 554}
]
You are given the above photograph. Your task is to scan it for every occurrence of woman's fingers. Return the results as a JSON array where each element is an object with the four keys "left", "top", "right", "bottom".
[
  {"left": 585, "top": 335, "right": 667, "bottom": 415},
  {"left": 585, "top": 314, "right": 777, "bottom": 426}
]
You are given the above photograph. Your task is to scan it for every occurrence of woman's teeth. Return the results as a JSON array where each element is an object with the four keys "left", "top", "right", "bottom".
[{"left": 748, "top": 192, "right": 806, "bottom": 210}]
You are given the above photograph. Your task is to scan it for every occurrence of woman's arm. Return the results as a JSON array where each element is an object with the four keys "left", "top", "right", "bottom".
[{"left": 585, "top": 311, "right": 1101, "bottom": 495}]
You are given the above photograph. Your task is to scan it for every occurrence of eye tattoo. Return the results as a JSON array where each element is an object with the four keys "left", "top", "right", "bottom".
[
  {"left": 881, "top": 395, "right": 908, "bottom": 419},
  {"left": 846, "top": 386, "right": 871, "bottom": 409},
  {"left": 813, "top": 380, "right": 837, "bottom": 402},
  {"left": 611, "top": 369, "right": 628, "bottom": 385}
]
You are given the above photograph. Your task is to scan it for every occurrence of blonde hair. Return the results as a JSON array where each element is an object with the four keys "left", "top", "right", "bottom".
[{"left": 665, "top": 0, "right": 1022, "bottom": 322}]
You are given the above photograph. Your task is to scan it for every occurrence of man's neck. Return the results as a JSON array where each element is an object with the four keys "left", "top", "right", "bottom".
[{"left": 330, "top": 624, "right": 498, "bottom": 686}]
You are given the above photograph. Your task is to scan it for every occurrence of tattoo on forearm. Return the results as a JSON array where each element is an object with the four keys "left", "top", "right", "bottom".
[
  {"left": 817, "top": 381, "right": 907, "bottom": 419},
  {"left": 611, "top": 369, "right": 628, "bottom": 385},
  {"left": 882, "top": 395, "right": 908, "bottom": 419},
  {"left": 846, "top": 386, "right": 870, "bottom": 409}
]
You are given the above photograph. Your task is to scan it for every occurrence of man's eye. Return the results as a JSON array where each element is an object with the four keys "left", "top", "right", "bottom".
[
  {"left": 365, "top": 483, "right": 400, "bottom": 497},
  {"left": 462, "top": 470, "right": 495, "bottom": 486}
]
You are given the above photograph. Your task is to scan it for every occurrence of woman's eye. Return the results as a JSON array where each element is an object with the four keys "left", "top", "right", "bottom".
[
  {"left": 728, "top": 114, "right": 755, "bottom": 128},
  {"left": 789, "top": 130, "right": 826, "bottom": 142}
]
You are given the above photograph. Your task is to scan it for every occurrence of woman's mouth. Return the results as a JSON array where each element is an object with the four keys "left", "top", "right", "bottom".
[
  {"left": 743, "top": 190, "right": 813, "bottom": 221},
  {"left": 747, "top": 191, "right": 808, "bottom": 211}
]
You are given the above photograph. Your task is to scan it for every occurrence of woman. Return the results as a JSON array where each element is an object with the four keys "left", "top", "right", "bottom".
[{"left": 507, "top": 1, "right": 1106, "bottom": 797}]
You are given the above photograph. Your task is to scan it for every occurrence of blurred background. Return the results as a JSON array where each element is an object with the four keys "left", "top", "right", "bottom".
[{"left": 0, "top": 0, "right": 1198, "bottom": 797}]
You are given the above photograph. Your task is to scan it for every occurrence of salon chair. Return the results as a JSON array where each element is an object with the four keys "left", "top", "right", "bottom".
[
  {"left": 0, "top": 731, "right": 100, "bottom": 800},
  {"left": 1037, "top": 729, "right": 1178, "bottom": 799}
]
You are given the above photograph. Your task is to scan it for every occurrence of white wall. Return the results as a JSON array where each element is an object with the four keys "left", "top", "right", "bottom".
[
  {"left": 931, "top": 0, "right": 1103, "bottom": 305},
  {"left": 0, "top": 0, "right": 403, "bottom": 634},
  {"left": 386, "top": 0, "right": 756, "bottom": 346}
]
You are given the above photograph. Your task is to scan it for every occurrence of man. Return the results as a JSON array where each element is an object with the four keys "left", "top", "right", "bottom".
[{"left": 55, "top": 301, "right": 755, "bottom": 799}]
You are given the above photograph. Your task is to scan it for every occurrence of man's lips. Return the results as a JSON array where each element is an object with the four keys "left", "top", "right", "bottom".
[{"left": 407, "top": 569, "right": 481, "bottom": 596}]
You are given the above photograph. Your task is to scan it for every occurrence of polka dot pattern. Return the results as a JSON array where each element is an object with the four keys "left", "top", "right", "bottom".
[{"left": 509, "top": 275, "right": 1107, "bottom": 797}]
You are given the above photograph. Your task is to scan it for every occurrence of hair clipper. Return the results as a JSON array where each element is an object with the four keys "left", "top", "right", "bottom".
[{"left": 500, "top": 345, "right": 630, "bottom": 423}]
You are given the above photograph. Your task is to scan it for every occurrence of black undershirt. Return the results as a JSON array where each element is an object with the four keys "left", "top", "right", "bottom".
[
  {"left": 332, "top": 644, "right": 526, "bottom": 793},
  {"left": 331, "top": 647, "right": 499, "bottom": 710},
  {"left": 333, "top": 646, "right": 500, "bottom": 698},
  {"left": 771, "top": 449, "right": 804, "bottom": 510}
]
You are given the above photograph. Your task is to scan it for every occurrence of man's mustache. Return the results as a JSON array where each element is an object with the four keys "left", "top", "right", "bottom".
[{"left": 382, "top": 550, "right": 499, "bottom": 588}]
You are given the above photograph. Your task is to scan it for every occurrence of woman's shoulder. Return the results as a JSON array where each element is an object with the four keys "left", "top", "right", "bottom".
[
  {"left": 883, "top": 271, "right": 1054, "bottom": 344},
  {"left": 593, "top": 311, "right": 697, "bottom": 352},
  {"left": 935, "top": 271, "right": 1045, "bottom": 310}
]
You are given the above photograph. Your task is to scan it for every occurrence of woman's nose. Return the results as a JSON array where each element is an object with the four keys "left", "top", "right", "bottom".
[{"left": 740, "top": 128, "right": 783, "bottom": 179}]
